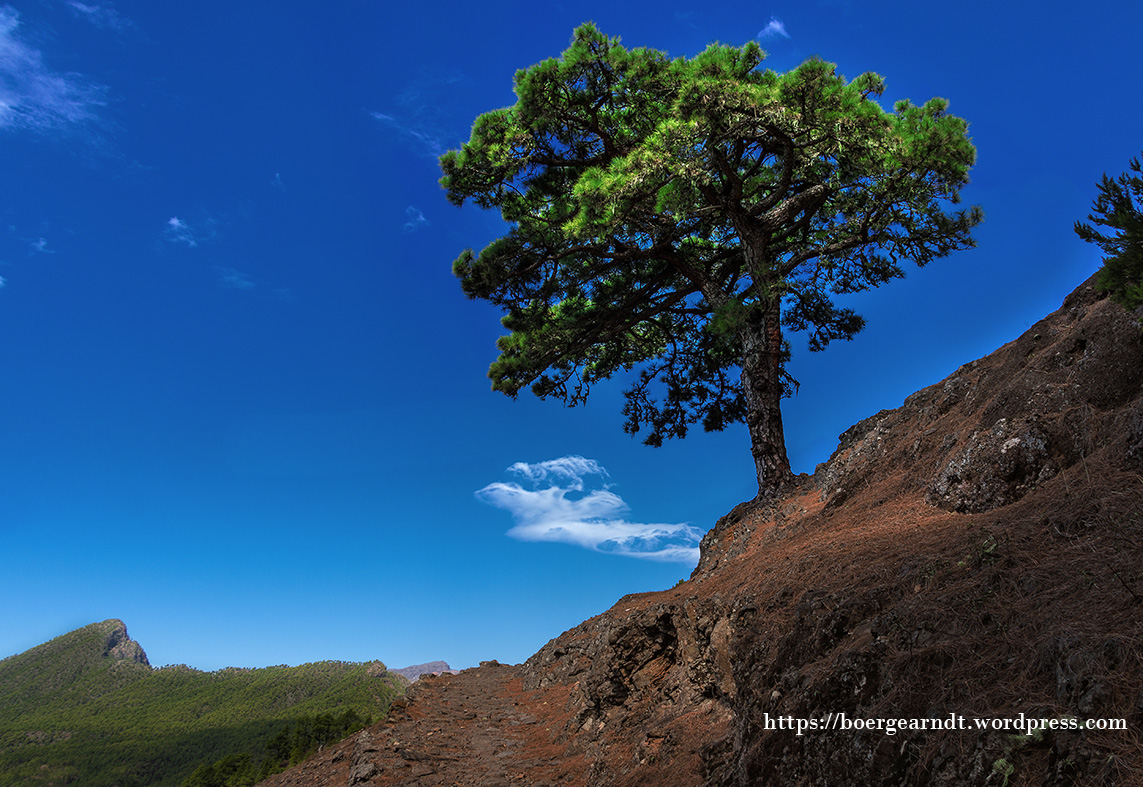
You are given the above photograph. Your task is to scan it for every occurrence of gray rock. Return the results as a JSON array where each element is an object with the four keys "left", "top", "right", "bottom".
[
  {"left": 926, "top": 417, "right": 1056, "bottom": 512},
  {"left": 347, "top": 762, "right": 379, "bottom": 785}
]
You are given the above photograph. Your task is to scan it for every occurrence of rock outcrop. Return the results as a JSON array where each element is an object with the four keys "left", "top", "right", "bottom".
[
  {"left": 813, "top": 277, "right": 1143, "bottom": 517},
  {"left": 262, "top": 276, "right": 1143, "bottom": 785},
  {"left": 99, "top": 619, "right": 151, "bottom": 667}
]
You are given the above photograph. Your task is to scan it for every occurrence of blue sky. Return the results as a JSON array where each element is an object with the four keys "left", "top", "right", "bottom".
[{"left": 1, "top": 0, "right": 1138, "bottom": 671}]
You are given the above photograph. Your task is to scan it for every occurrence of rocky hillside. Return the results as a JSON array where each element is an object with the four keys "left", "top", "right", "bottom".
[{"left": 261, "top": 276, "right": 1143, "bottom": 786}]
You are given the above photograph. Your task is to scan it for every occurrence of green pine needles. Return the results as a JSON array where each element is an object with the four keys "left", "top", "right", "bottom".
[
  {"left": 1076, "top": 154, "right": 1143, "bottom": 312},
  {"left": 442, "top": 23, "right": 982, "bottom": 496}
]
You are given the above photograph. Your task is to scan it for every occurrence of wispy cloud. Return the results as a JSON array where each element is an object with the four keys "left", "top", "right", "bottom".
[
  {"left": 371, "top": 111, "right": 446, "bottom": 158},
  {"left": 214, "top": 265, "right": 295, "bottom": 302},
  {"left": 270, "top": 172, "right": 287, "bottom": 194},
  {"left": 0, "top": 275, "right": 6, "bottom": 290},
  {"left": 164, "top": 216, "right": 197, "bottom": 247},
  {"left": 476, "top": 456, "right": 702, "bottom": 563},
  {"left": 67, "top": 2, "right": 135, "bottom": 33},
  {"left": 0, "top": 6, "right": 106, "bottom": 134},
  {"left": 266, "top": 287, "right": 296, "bottom": 302},
  {"left": 402, "top": 205, "right": 429, "bottom": 233},
  {"left": 29, "top": 236, "right": 53, "bottom": 254},
  {"left": 217, "top": 266, "right": 255, "bottom": 290},
  {"left": 757, "top": 17, "right": 791, "bottom": 39},
  {"left": 674, "top": 11, "right": 704, "bottom": 32},
  {"left": 370, "top": 70, "right": 467, "bottom": 159},
  {"left": 157, "top": 214, "right": 293, "bottom": 301}
]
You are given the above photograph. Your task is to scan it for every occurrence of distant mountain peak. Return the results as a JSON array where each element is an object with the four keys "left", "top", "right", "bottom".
[
  {"left": 96, "top": 619, "right": 150, "bottom": 667},
  {"left": 0, "top": 623, "right": 406, "bottom": 786},
  {"left": 391, "top": 661, "right": 457, "bottom": 683}
]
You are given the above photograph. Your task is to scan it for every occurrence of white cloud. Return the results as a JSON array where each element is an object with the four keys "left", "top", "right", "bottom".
[
  {"left": 402, "top": 205, "right": 429, "bottom": 233},
  {"left": 164, "top": 216, "right": 197, "bottom": 247},
  {"left": 476, "top": 456, "right": 702, "bottom": 563},
  {"left": 0, "top": 6, "right": 106, "bottom": 134},
  {"left": 757, "top": 17, "right": 791, "bottom": 39},
  {"left": 271, "top": 172, "right": 287, "bottom": 194},
  {"left": 29, "top": 237, "right": 52, "bottom": 254},
  {"left": 504, "top": 455, "right": 605, "bottom": 488},
  {"left": 0, "top": 275, "right": 6, "bottom": 289},
  {"left": 67, "top": 2, "right": 135, "bottom": 33}
]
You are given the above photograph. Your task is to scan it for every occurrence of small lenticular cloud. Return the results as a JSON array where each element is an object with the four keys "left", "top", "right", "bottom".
[
  {"left": 476, "top": 456, "right": 702, "bottom": 563},
  {"left": 758, "top": 17, "right": 790, "bottom": 39}
]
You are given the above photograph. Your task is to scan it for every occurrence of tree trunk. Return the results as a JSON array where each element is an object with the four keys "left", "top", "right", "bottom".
[
  {"left": 733, "top": 223, "right": 794, "bottom": 498},
  {"left": 738, "top": 294, "right": 794, "bottom": 498}
]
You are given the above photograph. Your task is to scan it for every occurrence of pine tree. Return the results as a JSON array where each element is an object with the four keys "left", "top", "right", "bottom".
[
  {"left": 442, "top": 24, "right": 982, "bottom": 496},
  {"left": 1075, "top": 154, "right": 1143, "bottom": 311}
]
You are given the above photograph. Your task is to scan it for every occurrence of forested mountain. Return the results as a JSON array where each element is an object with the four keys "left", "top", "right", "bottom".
[{"left": 0, "top": 620, "right": 404, "bottom": 786}]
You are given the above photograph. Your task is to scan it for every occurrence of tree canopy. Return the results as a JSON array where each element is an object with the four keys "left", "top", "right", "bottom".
[
  {"left": 1075, "top": 153, "right": 1143, "bottom": 312},
  {"left": 441, "top": 24, "right": 982, "bottom": 496}
]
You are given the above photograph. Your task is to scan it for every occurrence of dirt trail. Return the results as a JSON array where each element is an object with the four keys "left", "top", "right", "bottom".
[
  {"left": 263, "top": 277, "right": 1143, "bottom": 785},
  {"left": 260, "top": 661, "right": 586, "bottom": 787}
]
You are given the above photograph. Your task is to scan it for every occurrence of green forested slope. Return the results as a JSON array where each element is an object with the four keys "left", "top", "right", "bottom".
[{"left": 0, "top": 620, "right": 405, "bottom": 786}]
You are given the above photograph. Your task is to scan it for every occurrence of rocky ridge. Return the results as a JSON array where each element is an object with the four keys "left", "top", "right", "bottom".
[{"left": 262, "top": 276, "right": 1143, "bottom": 786}]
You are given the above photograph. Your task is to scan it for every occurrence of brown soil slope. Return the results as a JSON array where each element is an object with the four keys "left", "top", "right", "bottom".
[{"left": 262, "top": 277, "right": 1143, "bottom": 786}]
